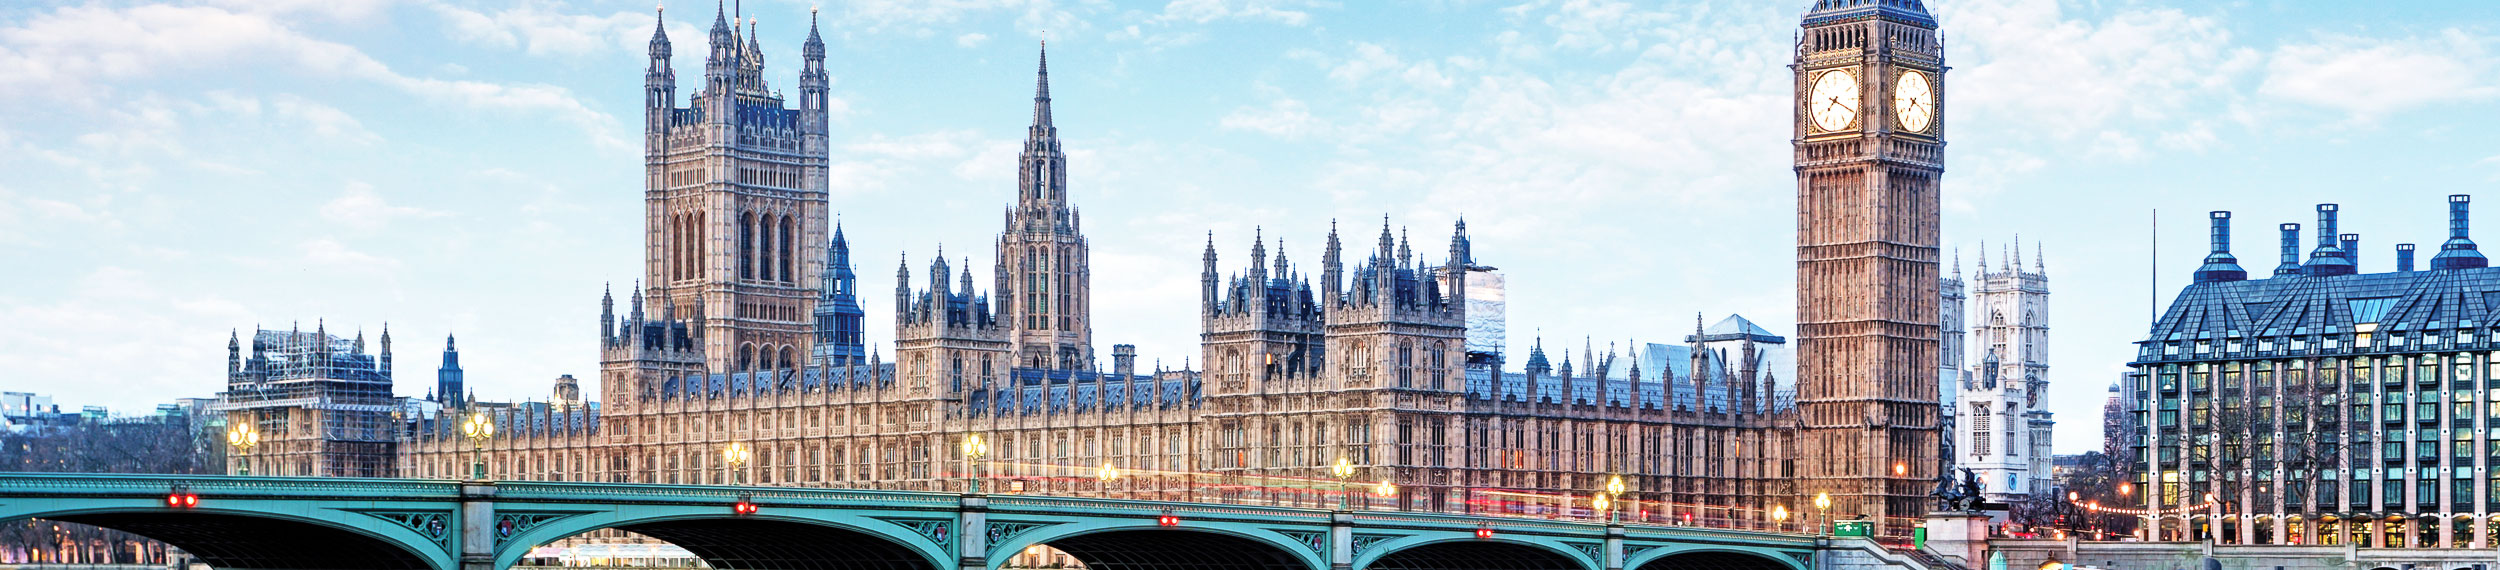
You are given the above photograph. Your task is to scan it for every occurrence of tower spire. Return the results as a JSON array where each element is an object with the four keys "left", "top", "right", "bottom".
[{"left": 1033, "top": 41, "right": 1054, "bottom": 129}]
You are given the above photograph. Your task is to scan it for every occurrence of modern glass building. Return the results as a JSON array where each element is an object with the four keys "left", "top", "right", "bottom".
[{"left": 2128, "top": 195, "right": 2498, "bottom": 548}]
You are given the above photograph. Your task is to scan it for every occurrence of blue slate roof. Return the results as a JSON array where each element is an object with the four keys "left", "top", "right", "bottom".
[{"left": 2139, "top": 265, "right": 2500, "bottom": 362}]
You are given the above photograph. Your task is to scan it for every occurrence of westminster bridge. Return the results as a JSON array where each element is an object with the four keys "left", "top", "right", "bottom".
[{"left": 0, "top": 473, "right": 1929, "bottom": 570}]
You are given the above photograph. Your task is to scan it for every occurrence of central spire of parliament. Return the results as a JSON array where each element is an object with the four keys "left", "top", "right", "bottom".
[{"left": 998, "top": 41, "right": 1093, "bottom": 370}]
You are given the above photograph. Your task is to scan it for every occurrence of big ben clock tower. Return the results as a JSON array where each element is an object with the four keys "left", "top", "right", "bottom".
[{"left": 1792, "top": 0, "right": 1944, "bottom": 538}]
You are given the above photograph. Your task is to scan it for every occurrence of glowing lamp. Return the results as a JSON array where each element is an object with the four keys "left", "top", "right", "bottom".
[{"left": 1474, "top": 527, "right": 1494, "bottom": 539}]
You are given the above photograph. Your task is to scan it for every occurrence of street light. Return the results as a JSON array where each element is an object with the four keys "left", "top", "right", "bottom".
[
  {"left": 461, "top": 411, "right": 495, "bottom": 480},
  {"left": 1098, "top": 461, "right": 1120, "bottom": 497},
  {"left": 963, "top": 434, "right": 989, "bottom": 494},
  {"left": 1331, "top": 457, "right": 1357, "bottom": 511},
  {"left": 1604, "top": 474, "right": 1626, "bottom": 525},
  {"left": 1373, "top": 479, "right": 1397, "bottom": 510},
  {"left": 224, "top": 422, "right": 260, "bottom": 476},
  {"left": 1772, "top": 504, "right": 1792, "bottom": 533},
  {"left": 1813, "top": 491, "right": 1833, "bottom": 536},
  {"left": 722, "top": 442, "right": 752, "bottom": 485},
  {"left": 1591, "top": 493, "right": 1612, "bottom": 521}
]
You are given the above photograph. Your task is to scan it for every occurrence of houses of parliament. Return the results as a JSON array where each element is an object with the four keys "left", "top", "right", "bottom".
[{"left": 221, "top": 0, "right": 1953, "bottom": 535}]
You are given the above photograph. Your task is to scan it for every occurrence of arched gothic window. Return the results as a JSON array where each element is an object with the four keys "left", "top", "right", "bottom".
[{"left": 738, "top": 213, "right": 756, "bottom": 280}]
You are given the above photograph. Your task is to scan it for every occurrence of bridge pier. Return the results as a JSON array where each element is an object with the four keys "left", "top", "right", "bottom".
[
  {"left": 1604, "top": 524, "right": 1624, "bottom": 570},
  {"left": 959, "top": 494, "right": 989, "bottom": 570},
  {"left": 460, "top": 482, "right": 497, "bottom": 570},
  {"left": 1330, "top": 510, "right": 1353, "bottom": 570}
]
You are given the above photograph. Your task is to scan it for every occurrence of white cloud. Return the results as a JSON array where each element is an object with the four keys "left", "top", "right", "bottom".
[
  {"left": 0, "top": 4, "right": 625, "bottom": 149},
  {"left": 428, "top": 2, "right": 654, "bottom": 58},
  {"left": 301, "top": 237, "right": 401, "bottom": 271},
  {"left": 2259, "top": 29, "right": 2499, "bottom": 120},
  {"left": 957, "top": 32, "right": 991, "bottom": 47},
  {"left": 320, "top": 182, "right": 444, "bottom": 229},
  {"left": 1939, "top": 0, "right": 2257, "bottom": 145},
  {"left": 1151, "top": 0, "right": 1320, "bottom": 27},
  {"left": 1219, "top": 97, "right": 1329, "bottom": 139},
  {"left": 271, "top": 94, "right": 380, "bottom": 144},
  {"left": 0, "top": 267, "right": 256, "bottom": 409}
]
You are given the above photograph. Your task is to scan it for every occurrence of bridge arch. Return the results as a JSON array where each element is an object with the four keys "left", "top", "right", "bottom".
[
  {"left": 497, "top": 509, "right": 952, "bottom": 570},
  {"left": 1625, "top": 547, "right": 1804, "bottom": 570},
  {"left": 989, "top": 519, "right": 1326, "bottom": 570},
  {"left": 0, "top": 505, "right": 450, "bottom": 570},
  {"left": 1355, "top": 535, "right": 1594, "bottom": 570}
]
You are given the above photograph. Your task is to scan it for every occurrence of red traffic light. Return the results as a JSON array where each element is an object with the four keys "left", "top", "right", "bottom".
[
  {"left": 165, "top": 484, "right": 198, "bottom": 509},
  {"left": 732, "top": 493, "right": 758, "bottom": 515},
  {"left": 1156, "top": 514, "right": 1180, "bottom": 527},
  {"left": 1474, "top": 528, "right": 1494, "bottom": 539}
]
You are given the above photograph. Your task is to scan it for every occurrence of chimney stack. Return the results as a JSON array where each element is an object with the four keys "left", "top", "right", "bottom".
[
  {"left": 2341, "top": 233, "right": 2360, "bottom": 271},
  {"left": 2398, "top": 244, "right": 2417, "bottom": 272},
  {"left": 2193, "top": 211, "right": 2247, "bottom": 283},
  {"left": 2274, "top": 223, "right": 2304, "bottom": 277},
  {"left": 2431, "top": 194, "right": 2488, "bottom": 270},
  {"left": 2305, "top": 204, "right": 2356, "bottom": 277}
]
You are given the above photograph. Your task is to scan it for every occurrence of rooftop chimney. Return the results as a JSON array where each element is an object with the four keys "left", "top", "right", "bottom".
[
  {"left": 2341, "top": 233, "right": 2360, "bottom": 271},
  {"left": 2305, "top": 204, "right": 2356, "bottom": 277},
  {"left": 2398, "top": 244, "right": 2417, "bottom": 272},
  {"left": 2275, "top": 223, "right": 2304, "bottom": 277},
  {"left": 2193, "top": 211, "right": 2247, "bottom": 283},
  {"left": 2431, "top": 194, "right": 2487, "bottom": 270}
]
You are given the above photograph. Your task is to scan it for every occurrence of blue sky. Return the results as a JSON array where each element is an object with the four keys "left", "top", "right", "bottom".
[{"left": 0, "top": 0, "right": 2493, "bottom": 455}]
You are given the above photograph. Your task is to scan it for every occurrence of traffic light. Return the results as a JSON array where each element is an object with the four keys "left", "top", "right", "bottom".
[
  {"left": 1474, "top": 527, "right": 1495, "bottom": 539},
  {"left": 732, "top": 493, "right": 757, "bottom": 515},
  {"left": 1156, "top": 512, "right": 1180, "bottom": 527},
  {"left": 164, "top": 483, "right": 198, "bottom": 509}
]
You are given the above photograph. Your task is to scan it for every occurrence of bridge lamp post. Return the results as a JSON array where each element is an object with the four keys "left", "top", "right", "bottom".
[
  {"left": 963, "top": 434, "right": 989, "bottom": 494},
  {"left": 224, "top": 422, "right": 260, "bottom": 476},
  {"left": 1097, "top": 462, "right": 1119, "bottom": 498},
  {"left": 1591, "top": 493, "right": 1612, "bottom": 523},
  {"left": 461, "top": 411, "right": 495, "bottom": 480},
  {"left": 1812, "top": 491, "right": 1832, "bottom": 537},
  {"left": 1772, "top": 504, "right": 1792, "bottom": 534},
  {"left": 722, "top": 442, "right": 752, "bottom": 485},
  {"left": 1331, "top": 457, "right": 1356, "bottom": 511},
  {"left": 1373, "top": 480, "right": 1397, "bottom": 511},
  {"left": 1604, "top": 474, "right": 1626, "bottom": 525}
]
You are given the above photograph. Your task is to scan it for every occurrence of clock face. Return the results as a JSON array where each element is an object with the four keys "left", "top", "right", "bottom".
[
  {"left": 1895, "top": 70, "right": 1935, "bottom": 133},
  {"left": 1808, "top": 68, "right": 1860, "bottom": 133}
]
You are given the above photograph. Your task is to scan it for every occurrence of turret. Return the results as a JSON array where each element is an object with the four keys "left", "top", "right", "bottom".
[
  {"left": 600, "top": 284, "right": 616, "bottom": 344},
  {"left": 2192, "top": 211, "right": 2246, "bottom": 283},
  {"left": 378, "top": 325, "right": 393, "bottom": 379},
  {"left": 2397, "top": 244, "right": 2418, "bottom": 272},
  {"left": 438, "top": 333, "right": 465, "bottom": 408},
  {"left": 800, "top": 7, "right": 828, "bottom": 137},
  {"left": 2274, "top": 223, "right": 2303, "bottom": 277},
  {"left": 2431, "top": 194, "right": 2487, "bottom": 270},
  {"left": 645, "top": 6, "right": 675, "bottom": 126},
  {"left": 1201, "top": 233, "right": 1219, "bottom": 315},
  {"left": 1322, "top": 221, "right": 1343, "bottom": 306},
  {"left": 2304, "top": 204, "right": 2355, "bottom": 276},
  {"left": 227, "top": 330, "right": 241, "bottom": 375}
]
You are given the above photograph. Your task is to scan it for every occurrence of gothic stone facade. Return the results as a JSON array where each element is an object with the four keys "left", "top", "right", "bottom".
[
  {"left": 390, "top": 4, "right": 1803, "bottom": 528},
  {"left": 1791, "top": 0, "right": 1946, "bottom": 537}
]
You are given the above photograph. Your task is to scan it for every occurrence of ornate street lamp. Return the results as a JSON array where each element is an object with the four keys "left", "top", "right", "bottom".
[
  {"left": 1604, "top": 474, "right": 1627, "bottom": 525},
  {"left": 1331, "top": 457, "right": 1357, "bottom": 511},
  {"left": 1373, "top": 479, "right": 1397, "bottom": 510},
  {"left": 1098, "top": 461, "right": 1120, "bottom": 497},
  {"left": 1772, "top": 504, "right": 1792, "bottom": 533},
  {"left": 962, "top": 434, "right": 989, "bottom": 494},
  {"left": 224, "top": 421, "right": 260, "bottom": 476},
  {"left": 1813, "top": 491, "right": 1833, "bottom": 536},
  {"left": 1591, "top": 493, "right": 1613, "bottom": 522},
  {"left": 722, "top": 442, "right": 752, "bottom": 485},
  {"left": 461, "top": 411, "right": 495, "bottom": 480}
]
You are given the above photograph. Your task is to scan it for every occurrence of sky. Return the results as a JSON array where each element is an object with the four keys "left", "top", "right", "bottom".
[{"left": 0, "top": 0, "right": 2495, "bottom": 455}]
